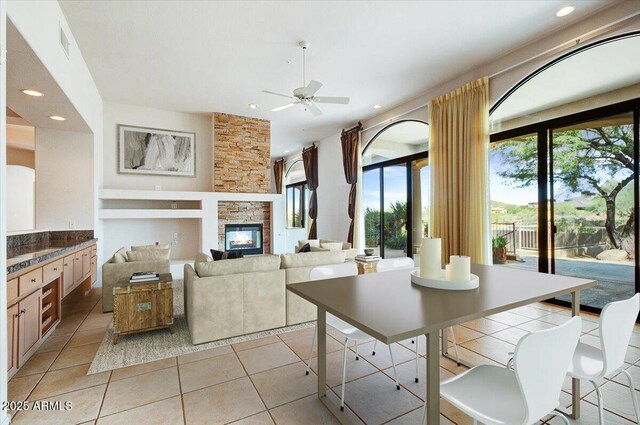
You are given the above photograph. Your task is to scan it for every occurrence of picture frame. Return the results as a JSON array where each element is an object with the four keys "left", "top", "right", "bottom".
[{"left": 118, "top": 124, "right": 196, "bottom": 177}]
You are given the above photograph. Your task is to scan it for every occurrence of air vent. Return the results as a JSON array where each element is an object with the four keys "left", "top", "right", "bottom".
[{"left": 59, "top": 24, "right": 70, "bottom": 59}]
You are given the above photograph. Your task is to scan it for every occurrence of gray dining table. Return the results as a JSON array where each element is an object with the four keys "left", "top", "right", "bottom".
[{"left": 287, "top": 263, "right": 597, "bottom": 425}]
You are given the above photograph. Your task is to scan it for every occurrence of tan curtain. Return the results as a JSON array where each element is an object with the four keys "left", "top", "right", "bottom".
[
  {"left": 341, "top": 122, "right": 362, "bottom": 244},
  {"left": 273, "top": 158, "right": 284, "bottom": 194},
  {"left": 428, "top": 76, "right": 491, "bottom": 265},
  {"left": 302, "top": 143, "right": 319, "bottom": 239}
]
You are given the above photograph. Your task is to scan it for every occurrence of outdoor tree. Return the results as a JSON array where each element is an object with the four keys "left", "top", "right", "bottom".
[{"left": 493, "top": 124, "right": 634, "bottom": 251}]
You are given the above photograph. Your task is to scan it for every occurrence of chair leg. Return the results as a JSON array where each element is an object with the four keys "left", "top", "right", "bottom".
[
  {"left": 554, "top": 412, "right": 571, "bottom": 425},
  {"left": 388, "top": 344, "right": 400, "bottom": 390},
  {"left": 340, "top": 337, "right": 348, "bottom": 412},
  {"left": 305, "top": 323, "right": 317, "bottom": 376},
  {"left": 448, "top": 327, "right": 460, "bottom": 366},
  {"left": 415, "top": 337, "right": 419, "bottom": 383},
  {"left": 620, "top": 369, "right": 640, "bottom": 422},
  {"left": 591, "top": 380, "right": 604, "bottom": 425},
  {"left": 372, "top": 339, "right": 377, "bottom": 356},
  {"left": 355, "top": 341, "right": 359, "bottom": 360}
]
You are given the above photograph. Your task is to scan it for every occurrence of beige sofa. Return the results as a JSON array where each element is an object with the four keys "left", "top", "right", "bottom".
[
  {"left": 281, "top": 250, "right": 347, "bottom": 325},
  {"left": 101, "top": 246, "right": 171, "bottom": 312},
  {"left": 295, "top": 239, "right": 357, "bottom": 259},
  {"left": 184, "top": 254, "right": 285, "bottom": 344},
  {"left": 183, "top": 250, "right": 347, "bottom": 344}
]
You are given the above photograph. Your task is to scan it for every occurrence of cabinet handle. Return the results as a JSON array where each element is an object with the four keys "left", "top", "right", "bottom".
[
  {"left": 20, "top": 309, "right": 26, "bottom": 315},
  {"left": 14, "top": 313, "right": 20, "bottom": 318},
  {"left": 30, "top": 278, "right": 36, "bottom": 282},
  {"left": 53, "top": 267, "right": 58, "bottom": 271}
]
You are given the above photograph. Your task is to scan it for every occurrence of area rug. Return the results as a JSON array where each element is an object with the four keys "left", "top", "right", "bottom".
[{"left": 87, "top": 279, "right": 314, "bottom": 374}]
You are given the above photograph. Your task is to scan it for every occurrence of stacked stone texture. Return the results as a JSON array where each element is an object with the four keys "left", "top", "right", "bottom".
[{"left": 213, "top": 113, "right": 272, "bottom": 253}]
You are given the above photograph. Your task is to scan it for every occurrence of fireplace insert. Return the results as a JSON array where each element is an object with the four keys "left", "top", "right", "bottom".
[{"left": 224, "top": 224, "right": 263, "bottom": 255}]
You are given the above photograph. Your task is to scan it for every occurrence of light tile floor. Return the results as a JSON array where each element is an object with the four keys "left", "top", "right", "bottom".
[{"left": 7, "top": 288, "right": 640, "bottom": 424}]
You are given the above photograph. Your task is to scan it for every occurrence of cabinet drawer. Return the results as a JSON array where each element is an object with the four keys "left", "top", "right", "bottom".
[
  {"left": 43, "top": 259, "right": 63, "bottom": 284},
  {"left": 19, "top": 268, "right": 43, "bottom": 296},
  {"left": 7, "top": 279, "right": 18, "bottom": 305},
  {"left": 90, "top": 245, "right": 97, "bottom": 258}
]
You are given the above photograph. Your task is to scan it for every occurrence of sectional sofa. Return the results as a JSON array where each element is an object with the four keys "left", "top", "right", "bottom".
[{"left": 183, "top": 250, "right": 347, "bottom": 344}]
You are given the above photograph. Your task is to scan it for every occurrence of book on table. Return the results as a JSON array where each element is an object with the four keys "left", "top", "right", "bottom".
[
  {"left": 130, "top": 271, "right": 160, "bottom": 283},
  {"left": 355, "top": 255, "right": 381, "bottom": 263}
]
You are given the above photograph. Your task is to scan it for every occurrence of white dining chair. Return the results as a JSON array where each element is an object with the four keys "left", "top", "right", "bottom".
[
  {"left": 373, "top": 257, "right": 460, "bottom": 383},
  {"left": 304, "top": 263, "right": 401, "bottom": 412},
  {"left": 433, "top": 316, "right": 581, "bottom": 425},
  {"left": 567, "top": 293, "right": 640, "bottom": 425}
]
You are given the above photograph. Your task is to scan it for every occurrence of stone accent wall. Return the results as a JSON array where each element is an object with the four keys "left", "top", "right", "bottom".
[
  {"left": 218, "top": 202, "right": 271, "bottom": 254},
  {"left": 213, "top": 112, "right": 271, "bottom": 193},
  {"left": 213, "top": 113, "right": 272, "bottom": 253}
]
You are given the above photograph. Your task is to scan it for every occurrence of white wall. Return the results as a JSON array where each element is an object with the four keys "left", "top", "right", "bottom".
[
  {"left": 316, "top": 133, "right": 351, "bottom": 242},
  {"left": 6, "top": 165, "right": 34, "bottom": 231},
  {"left": 35, "top": 128, "right": 94, "bottom": 230},
  {"left": 103, "top": 102, "right": 212, "bottom": 192}
]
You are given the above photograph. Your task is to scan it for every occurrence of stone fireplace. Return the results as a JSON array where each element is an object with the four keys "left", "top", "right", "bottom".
[{"left": 213, "top": 112, "right": 272, "bottom": 254}]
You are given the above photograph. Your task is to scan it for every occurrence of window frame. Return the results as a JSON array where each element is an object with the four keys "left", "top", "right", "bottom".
[
  {"left": 286, "top": 180, "right": 307, "bottom": 229},
  {"left": 362, "top": 120, "right": 430, "bottom": 259}
]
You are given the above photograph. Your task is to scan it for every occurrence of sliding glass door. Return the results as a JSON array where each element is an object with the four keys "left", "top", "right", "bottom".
[
  {"left": 491, "top": 103, "right": 639, "bottom": 312},
  {"left": 550, "top": 113, "right": 636, "bottom": 308}
]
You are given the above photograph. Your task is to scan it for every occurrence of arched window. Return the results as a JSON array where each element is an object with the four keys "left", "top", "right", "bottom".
[
  {"left": 362, "top": 120, "right": 429, "bottom": 258},
  {"left": 489, "top": 32, "right": 640, "bottom": 312},
  {"left": 285, "top": 160, "right": 308, "bottom": 228}
]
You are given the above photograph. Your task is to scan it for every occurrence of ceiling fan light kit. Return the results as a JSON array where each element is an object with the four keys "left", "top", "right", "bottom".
[{"left": 263, "top": 41, "right": 350, "bottom": 116}]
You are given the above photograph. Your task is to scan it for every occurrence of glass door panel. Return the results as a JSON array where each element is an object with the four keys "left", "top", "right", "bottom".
[
  {"left": 383, "top": 165, "right": 408, "bottom": 258},
  {"left": 551, "top": 113, "right": 635, "bottom": 308},
  {"left": 411, "top": 159, "right": 430, "bottom": 257},
  {"left": 363, "top": 168, "right": 381, "bottom": 256},
  {"left": 489, "top": 133, "right": 541, "bottom": 270}
]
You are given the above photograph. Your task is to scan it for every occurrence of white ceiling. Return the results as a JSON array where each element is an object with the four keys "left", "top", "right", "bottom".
[
  {"left": 6, "top": 20, "right": 91, "bottom": 133},
  {"left": 59, "top": 0, "right": 611, "bottom": 156}
]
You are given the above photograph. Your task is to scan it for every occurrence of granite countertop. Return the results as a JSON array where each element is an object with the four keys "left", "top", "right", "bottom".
[{"left": 7, "top": 238, "right": 98, "bottom": 276}]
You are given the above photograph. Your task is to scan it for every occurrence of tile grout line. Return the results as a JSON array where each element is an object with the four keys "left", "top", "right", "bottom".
[
  {"left": 229, "top": 341, "right": 275, "bottom": 424},
  {"left": 175, "top": 355, "right": 188, "bottom": 425}
]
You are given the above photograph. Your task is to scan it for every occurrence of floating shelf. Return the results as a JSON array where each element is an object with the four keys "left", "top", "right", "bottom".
[
  {"left": 98, "top": 209, "right": 204, "bottom": 220},
  {"left": 42, "top": 288, "right": 53, "bottom": 298},
  {"left": 41, "top": 302, "right": 53, "bottom": 314}
]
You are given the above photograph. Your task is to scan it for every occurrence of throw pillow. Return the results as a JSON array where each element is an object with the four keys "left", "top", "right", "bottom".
[
  {"left": 298, "top": 239, "right": 320, "bottom": 249},
  {"left": 298, "top": 243, "right": 311, "bottom": 253},
  {"left": 210, "top": 249, "right": 244, "bottom": 261},
  {"left": 131, "top": 243, "right": 170, "bottom": 251},
  {"left": 113, "top": 246, "right": 128, "bottom": 263},
  {"left": 126, "top": 248, "right": 171, "bottom": 262},
  {"left": 321, "top": 242, "right": 343, "bottom": 252}
]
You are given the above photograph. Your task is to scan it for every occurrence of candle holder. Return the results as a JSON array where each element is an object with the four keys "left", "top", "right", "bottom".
[{"left": 410, "top": 269, "right": 479, "bottom": 290}]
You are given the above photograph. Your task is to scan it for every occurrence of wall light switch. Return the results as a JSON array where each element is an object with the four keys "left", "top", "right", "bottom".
[
  {"left": 171, "top": 201, "right": 178, "bottom": 209},
  {"left": 155, "top": 185, "right": 162, "bottom": 191}
]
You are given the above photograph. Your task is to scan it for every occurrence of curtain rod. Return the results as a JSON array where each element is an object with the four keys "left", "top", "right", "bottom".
[{"left": 359, "top": 13, "right": 637, "bottom": 135}]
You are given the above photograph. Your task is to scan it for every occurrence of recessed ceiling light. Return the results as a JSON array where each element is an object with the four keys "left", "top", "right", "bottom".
[
  {"left": 284, "top": 150, "right": 289, "bottom": 153},
  {"left": 248, "top": 103, "right": 257, "bottom": 109},
  {"left": 556, "top": 6, "right": 574, "bottom": 16},
  {"left": 49, "top": 115, "right": 66, "bottom": 121},
  {"left": 21, "top": 89, "right": 44, "bottom": 97},
  {"left": 373, "top": 104, "right": 382, "bottom": 109}
]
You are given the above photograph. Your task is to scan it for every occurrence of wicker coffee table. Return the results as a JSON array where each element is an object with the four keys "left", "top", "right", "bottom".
[{"left": 112, "top": 273, "right": 174, "bottom": 344}]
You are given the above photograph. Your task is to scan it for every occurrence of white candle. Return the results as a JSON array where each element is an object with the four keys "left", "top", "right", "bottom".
[
  {"left": 445, "top": 264, "right": 452, "bottom": 281},
  {"left": 420, "top": 238, "right": 441, "bottom": 279},
  {"left": 450, "top": 255, "right": 471, "bottom": 281}
]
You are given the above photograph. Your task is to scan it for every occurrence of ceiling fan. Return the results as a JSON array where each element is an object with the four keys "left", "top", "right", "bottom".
[{"left": 263, "top": 41, "right": 350, "bottom": 116}]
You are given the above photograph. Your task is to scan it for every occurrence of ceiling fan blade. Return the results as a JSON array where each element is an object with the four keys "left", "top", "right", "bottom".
[
  {"left": 263, "top": 90, "right": 294, "bottom": 99},
  {"left": 271, "top": 103, "right": 297, "bottom": 112},
  {"left": 302, "top": 80, "right": 323, "bottom": 97},
  {"left": 306, "top": 102, "right": 322, "bottom": 116},
  {"left": 313, "top": 96, "right": 350, "bottom": 105}
]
